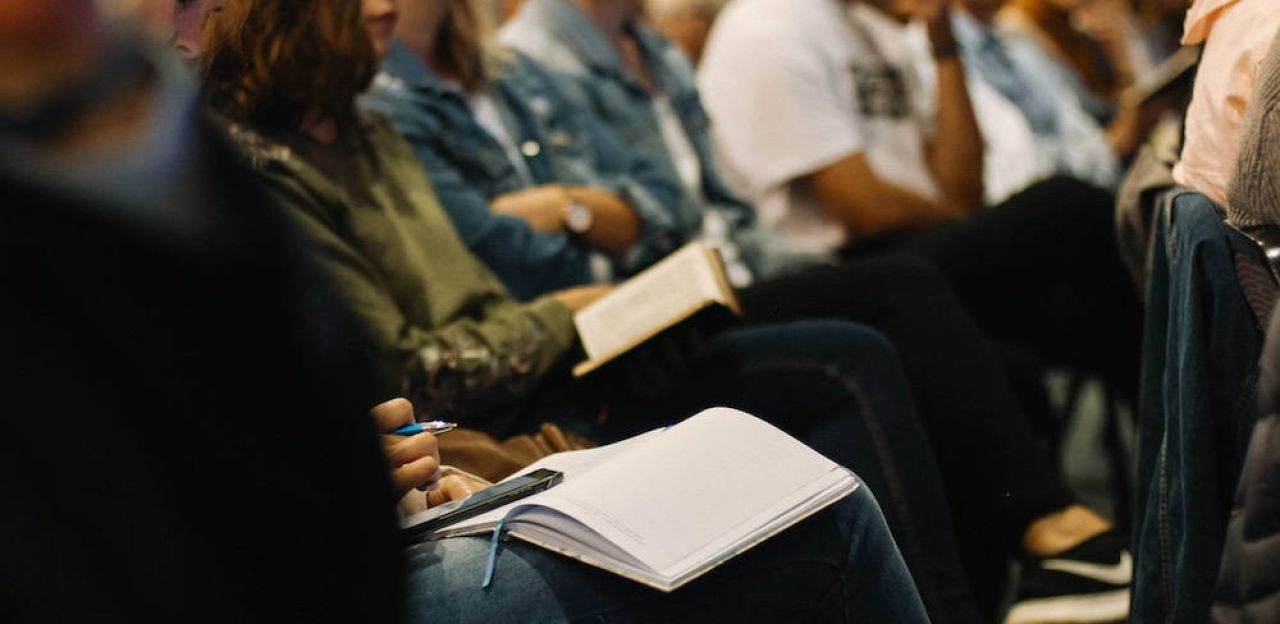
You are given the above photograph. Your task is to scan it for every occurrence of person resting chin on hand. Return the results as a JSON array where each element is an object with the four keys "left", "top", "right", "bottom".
[{"left": 370, "top": 398, "right": 491, "bottom": 514}]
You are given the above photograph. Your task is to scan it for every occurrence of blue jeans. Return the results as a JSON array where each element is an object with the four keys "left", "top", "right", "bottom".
[
  {"left": 404, "top": 483, "right": 928, "bottom": 622},
  {"left": 1132, "top": 192, "right": 1266, "bottom": 623},
  {"left": 534, "top": 320, "right": 980, "bottom": 623}
]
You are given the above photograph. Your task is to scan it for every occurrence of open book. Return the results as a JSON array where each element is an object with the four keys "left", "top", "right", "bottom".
[
  {"left": 572, "top": 242, "right": 741, "bottom": 377},
  {"left": 407, "top": 408, "right": 858, "bottom": 592}
]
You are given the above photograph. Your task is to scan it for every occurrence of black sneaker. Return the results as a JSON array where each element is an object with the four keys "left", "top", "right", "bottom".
[{"left": 1005, "top": 531, "right": 1131, "bottom": 624}]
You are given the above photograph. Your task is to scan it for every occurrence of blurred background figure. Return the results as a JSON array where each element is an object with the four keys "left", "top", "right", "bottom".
[
  {"left": 1000, "top": 0, "right": 1157, "bottom": 120},
  {"left": 98, "top": 0, "right": 175, "bottom": 39},
  {"left": 643, "top": 0, "right": 728, "bottom": 64},
  {"left": 945, "top": 0, "right": 1187, "bottom": 204},
  {"left": 171, "top": 0, "right": 215, "bottom": 58},
  {"left": 1129, "top": 0, "right": 1192, "bottom": 68},
  {"left": 499, "top": 0, "right": 527, "bottom": 22},
  {"left": 1171, "top": 0, "right": 1279, "bottom": 210},
  {"left": 96, "top": 0, "right": 215, "bottom": 58},
  {"left": 0, "top": 0, "right": 406, "bottom": 621}
]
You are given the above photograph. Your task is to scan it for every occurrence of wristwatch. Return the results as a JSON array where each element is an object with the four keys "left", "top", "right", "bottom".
[{"left": 564, "top": 200, "right": 594, "bottom": 235}]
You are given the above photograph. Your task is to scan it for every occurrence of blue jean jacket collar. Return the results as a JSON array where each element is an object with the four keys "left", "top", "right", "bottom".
[
  {"left": 372, "top": 42, "right": 532, "bottom": 194},
  {"left": 380, "top": 41, "right": 446, "bottom": 93},
  {"left": 521, "top": 0, "right": 653, "bottom": 93}
]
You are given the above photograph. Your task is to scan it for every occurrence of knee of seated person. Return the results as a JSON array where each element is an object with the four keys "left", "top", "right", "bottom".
[
  {"left": 829, "top": 482, "right": 893, "bottom": 548},
  {"left": 870, "top": 255, "right": 951, "bottom": 298},
  {"left": 1025, "top": 175, "right": 1113, "bottom": 207},
  {"left": 712, "top": 321, "right": 901, "bottom": 379},
  {"left": 791, "top": 320, "right": 903, "bottom": 374},
  {"left": 840, "top": 477, "right": 883, "bottom": 522},
  {"left": 1029, "top": 175, "right": 1093, "bottom": 194}
]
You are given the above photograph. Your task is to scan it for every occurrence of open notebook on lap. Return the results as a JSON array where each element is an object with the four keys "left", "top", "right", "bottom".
[{"left": 402, "top": 408, "right": 858, "bottom": 591}]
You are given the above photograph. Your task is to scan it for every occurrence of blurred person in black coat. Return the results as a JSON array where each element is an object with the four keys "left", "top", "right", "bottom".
[{"left": 0, "top": 2, "right": 405, "bottom": 620}]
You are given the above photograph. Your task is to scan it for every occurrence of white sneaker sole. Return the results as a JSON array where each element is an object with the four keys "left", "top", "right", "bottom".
[{"left": 1004, "top": 588, "right": 1129, "bottom": 624}]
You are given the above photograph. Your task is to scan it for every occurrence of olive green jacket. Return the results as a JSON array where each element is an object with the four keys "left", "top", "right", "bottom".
[{"left": 219, "top": 110, "right": 578, "bottom": 422}]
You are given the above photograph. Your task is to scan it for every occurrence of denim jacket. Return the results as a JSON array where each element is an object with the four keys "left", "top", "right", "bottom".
[
  {"left": 1133, "top": 191, "right": 1266, "bottom": 624},
  {"left": 360, "top": 42, "right": 681, "bottom": 301},
  {"left": 503, "top": 0, "right": 821, "bottom": 281}
]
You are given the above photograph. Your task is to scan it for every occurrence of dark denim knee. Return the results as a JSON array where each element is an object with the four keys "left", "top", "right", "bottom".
[
  {"left": 710, "top": 319, "right": 902, "bottom": 377},
  {"left": 800, "top": 320, "right": 909, "bottom": 385}
]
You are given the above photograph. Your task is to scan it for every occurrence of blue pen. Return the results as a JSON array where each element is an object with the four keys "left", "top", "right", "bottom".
[{"left": 392, "top": 421, "right": 458, "bottom": 436}]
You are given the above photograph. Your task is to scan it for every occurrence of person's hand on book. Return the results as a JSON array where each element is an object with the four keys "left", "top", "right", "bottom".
[
  {"left": 371, "top": 398, "right": 441, "bottom": 497},
  {"left": 551, "top": 284, "right": 614, "bottom": 312}
]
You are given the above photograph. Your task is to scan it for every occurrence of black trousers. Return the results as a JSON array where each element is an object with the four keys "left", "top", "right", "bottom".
[
  {"left": 874, "top": 177, "right": 1142, "bottom": 402},
  {"left": 739, "top": 255, "right": 1066, "bottom": 611},
  {"left": 740, "top": 177, "right": 1141, "bottom": 611}
]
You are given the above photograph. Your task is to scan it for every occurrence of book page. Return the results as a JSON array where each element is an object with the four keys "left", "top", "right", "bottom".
[
  {"left": 521, "top": 408, "right": 848, "bottom": 574},
  {"left": 428, "top": 409, "right": 857, "bottom": 590},
  {"left": 427, "top": 428, "right": 668, "bottom": 534},
  {"left": 574, "top": 243, "right": 729, "bottom": 362}
]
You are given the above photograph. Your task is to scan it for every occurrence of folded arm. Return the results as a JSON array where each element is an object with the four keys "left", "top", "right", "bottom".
[{"left": 408, "top": 141, "right": 598, "bottom": 300}]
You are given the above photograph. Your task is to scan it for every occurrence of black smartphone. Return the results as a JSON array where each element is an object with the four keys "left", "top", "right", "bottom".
[{"left": 401, "top": 468, "right": 564, "bottom": 539}]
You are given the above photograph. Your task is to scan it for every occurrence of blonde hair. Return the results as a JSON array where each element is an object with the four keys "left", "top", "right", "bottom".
[{"left": 437, "top": 0, "right": 510, "bottom": 93}]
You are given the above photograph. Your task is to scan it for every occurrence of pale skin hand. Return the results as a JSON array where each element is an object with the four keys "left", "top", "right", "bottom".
[
  {"left": 371, "top": 398, "right": 441, "bottom": 498},
  {"left": 550, "top": 284, "right": 614, "bottom": 312},
  {"left": 371, "top": 398, "right": 491, "bottom": 509},
  {"left": 491, "top": 184, "right": 642, "bottom": 255}
]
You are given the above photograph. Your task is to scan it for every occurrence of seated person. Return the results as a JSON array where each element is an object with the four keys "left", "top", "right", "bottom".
[
  {"left": 1214, "top": 29, "right": 1280, "bottom": 622},
  {"left": 946, "top": 0, "right": 1165, "bottom": 199},
  {"left": 642, "top": 0, "right": 727, "bottom": 65},
  {"left": 0, "top": 1, "right": 402, "bottom": 618},
  {"left": 196, "top": 0, "right": 981, "bottom": 618},
  {"left": 503, "top": 0, "right": 1136, "bottom": 619},
  {"left": 364, "top": 0, "right": 687, "bottom": 300},
  {"left": 1222, "top": 25, "right": 1280, "bottom": 232},
  {"left": 1130, "top": 10, "right": 1280, "bottom": 624},
  {"left": 0, "top": 4, "right": 930, "bottom": 620},
  {"left": 694, "top": 0, "right": 1141, "bottom": 391},
  {"left": 1171, "top": 0, "right": 1280, "bottom": 211},
  {"left": 998, "top": 0, "right": 1142, "bottom": 119},
  {"left": 374, "top": 398, "right": 930, "bottom": 623}
]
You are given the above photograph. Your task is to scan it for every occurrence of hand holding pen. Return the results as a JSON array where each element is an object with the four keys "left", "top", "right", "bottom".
[
  {"left": 371, "top": 398, "right": 451, "bottom": 496},
  {"left": 391, "top": 420, "right": 458, "bottom": 437}
]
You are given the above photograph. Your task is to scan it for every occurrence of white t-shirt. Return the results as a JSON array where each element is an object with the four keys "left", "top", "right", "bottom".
[
  {"left": 652, "top": 94, "right": 704, "bottom": 195},
  {"left": 698, "top": 0, "right": 940, "bottom": 253},
  {"left": 652, "top": 93, "right": 755, "bottom": 287},
  {"left": 902, "top": 20, "right": 1047, "bottom": 205}
]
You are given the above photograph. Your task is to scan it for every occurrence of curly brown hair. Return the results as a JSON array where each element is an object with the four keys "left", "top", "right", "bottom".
[{"left": 199, "top": 0, "right": 377, "bottom": 131}]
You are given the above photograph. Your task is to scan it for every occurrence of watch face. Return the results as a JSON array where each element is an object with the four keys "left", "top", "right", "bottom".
[{"left": 566, "top": 202, "right": 593, "bottom": 234}]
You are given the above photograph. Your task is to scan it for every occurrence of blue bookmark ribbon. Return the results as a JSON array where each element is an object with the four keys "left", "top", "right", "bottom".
[{"left": 482, "top": 514, "right": 511, "bottom": 588}]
